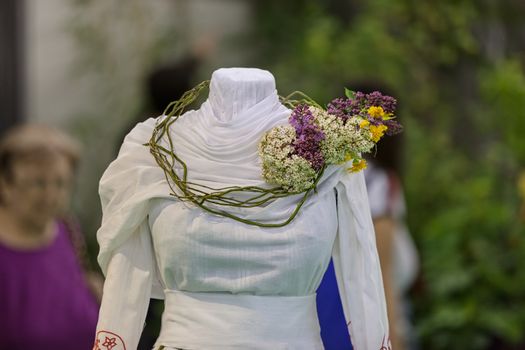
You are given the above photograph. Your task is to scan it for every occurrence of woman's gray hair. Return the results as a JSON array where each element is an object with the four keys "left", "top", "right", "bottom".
[{"left": 0, "top": 123, "right": 81, "bottom": 181}]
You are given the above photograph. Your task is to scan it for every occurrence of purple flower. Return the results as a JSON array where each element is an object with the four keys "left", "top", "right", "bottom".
[
  {"left": 327, "top": 94, "right": 366, "bottom": 121},
  {"left": 327, "top": 90, "right": 398, "bottom": 122},
  {"left": 327, "top": 98, "right": 350, "bottom": 121},
  {"left": 365, "top": 91, "right": 397, "bottom": 114},
  {"left": 383, "top": 119, "right": 403, "bottom": 135},
  {"left": 289, "top": 104, "right": 325, "bottom": 171},
  {"left": 290, "top": 105, "right": 315, "bottom": 132}
]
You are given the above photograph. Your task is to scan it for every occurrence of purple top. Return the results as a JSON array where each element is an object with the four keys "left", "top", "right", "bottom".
[{"left": 0, "top": 221, "right": 99, "bottom": 349}]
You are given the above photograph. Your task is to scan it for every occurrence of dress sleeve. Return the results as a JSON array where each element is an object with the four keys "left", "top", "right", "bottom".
[
  {"left": 332, "top": 170, "right": 391, "bottom": 349},
  {"left": 93, "top": 222, "right": 155, "bottom": 350},
  {"left": 94, "top": 118, "right": 170, "bottom": 349}
]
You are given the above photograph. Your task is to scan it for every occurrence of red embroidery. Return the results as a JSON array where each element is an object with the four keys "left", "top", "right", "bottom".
[
  {"left": 102, "top": 337, "right": 118, "bottom": 350},
  {"left": 94, "top": 331, "right": 126, "bottom": 350}
]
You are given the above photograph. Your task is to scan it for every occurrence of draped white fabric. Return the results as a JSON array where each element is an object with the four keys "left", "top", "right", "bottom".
[{"left": 95, "top": 68, "right": 390, "bottom": 350}]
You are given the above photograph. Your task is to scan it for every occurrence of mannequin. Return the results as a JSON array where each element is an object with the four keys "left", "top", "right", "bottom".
[
  {"left": 208, "top": 68, "right": 277, "bottom": 122},
  {"left": 94, "top": 68, "right": 389, "bottom": 350}
]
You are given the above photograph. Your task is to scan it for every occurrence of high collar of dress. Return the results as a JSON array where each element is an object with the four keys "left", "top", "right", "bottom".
[{"left": 207, "top": 68, "right": 277, "bottom": 123}]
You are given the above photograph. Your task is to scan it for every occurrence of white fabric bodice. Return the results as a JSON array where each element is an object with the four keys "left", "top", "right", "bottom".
[{"left": 148, "top": 191, "right": 337, "bottom": 296}]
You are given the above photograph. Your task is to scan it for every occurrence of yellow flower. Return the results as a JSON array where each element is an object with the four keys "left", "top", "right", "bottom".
[
  {"left": 370, "top": 124, "right": 388, "bottom": 142},
  {"left": 337, "top": 153, "right": 354, "bottom": 165},
  {"left": 359, "top": 119, "right": 370, "bottom": 128},
  {"left": 347, "top": 159, "right": 367, "bottom": 173},
  {"left": 367, "top": 106, "right": 386, "bottom": 119}
]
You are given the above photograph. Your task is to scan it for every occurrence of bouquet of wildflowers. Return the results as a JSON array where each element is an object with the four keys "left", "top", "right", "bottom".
[
  {"left": 151, "top": 81, "right": 403, "bottom": 227},
  {"left": 259, "top": 89, "right": 402, "bottom": 193}
]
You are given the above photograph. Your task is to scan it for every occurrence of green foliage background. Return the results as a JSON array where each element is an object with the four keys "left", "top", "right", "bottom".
[
  {"left": 64, "top": 0, "right": 525, "bottom": 348},
  {"left": 249, "top": 0, "right": 525, "bottom": 348}
]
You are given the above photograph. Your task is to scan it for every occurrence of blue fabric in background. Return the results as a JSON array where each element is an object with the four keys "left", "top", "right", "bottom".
[{"left": 316, "top": 259, "right": 353, "bottom": 350}]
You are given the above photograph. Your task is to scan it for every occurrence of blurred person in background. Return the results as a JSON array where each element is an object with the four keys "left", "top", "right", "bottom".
[
  {"left": 0, "top": 124, "right": 101, "bottom": 349},
  {"left": 317, "top": 82, "right": 419, "bottom": 350}
]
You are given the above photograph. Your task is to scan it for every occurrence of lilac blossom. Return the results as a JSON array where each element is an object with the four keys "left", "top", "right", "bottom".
[
  {"left": 289, "top": 105, "right": 326, "bottom": 171},
  {"left": 327, "top": 94, "right": 366, "bottom": 121},
  {"left": 327, "top": 91, "right": 397, "bottom": 121},
  {"left": 365, "top": 91, "right": 397, "bottom": 114},
  {"left": 383, "top": 119, "right": 403, "bottom": 135}
]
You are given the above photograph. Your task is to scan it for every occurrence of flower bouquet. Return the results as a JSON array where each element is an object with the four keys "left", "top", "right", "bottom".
[{"left": 259, "top": 89, "right": 402, "bottom": 193}]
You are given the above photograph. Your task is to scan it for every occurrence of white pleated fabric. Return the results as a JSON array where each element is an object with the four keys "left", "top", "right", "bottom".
[{"left": 95, "top": 68, "right": 390, "bottom": 350}]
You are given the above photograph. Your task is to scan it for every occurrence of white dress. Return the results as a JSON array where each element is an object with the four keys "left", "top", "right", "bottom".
[{"left": 94, "top": 68, "right": 390, "bottom": 350}]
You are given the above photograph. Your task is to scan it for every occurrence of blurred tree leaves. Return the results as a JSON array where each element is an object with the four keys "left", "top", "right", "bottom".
[
  {"left": 481, "top": 59, "right": 525, "bottom": 164},
  {"left": 252, "top": 0, "right": 525, "bottom": 348}
]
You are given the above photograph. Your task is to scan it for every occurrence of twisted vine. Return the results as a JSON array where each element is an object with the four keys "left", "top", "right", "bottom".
[{"left": 146, "top": 80, "right": 324, "bottom": 228}]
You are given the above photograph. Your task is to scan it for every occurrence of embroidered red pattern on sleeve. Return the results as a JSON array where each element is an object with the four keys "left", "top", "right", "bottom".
[{"left": 93, "top": 331, "right": 126, "bottom": 350}]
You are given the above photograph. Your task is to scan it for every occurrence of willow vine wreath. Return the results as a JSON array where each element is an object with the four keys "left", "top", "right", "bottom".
[{"left": 147, "top": 80, "right": 401, "bottom": 228}]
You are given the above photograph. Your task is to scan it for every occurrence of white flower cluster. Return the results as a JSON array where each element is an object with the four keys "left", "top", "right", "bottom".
[
  {"left": 311, "top": 107, "right": 375, "bottom": 164},
  {"left": 259, "top": 125, "right": 316, "bottom": 192},
  {"left": 345, "top": 116, "right": 376, "bottom": 153}
]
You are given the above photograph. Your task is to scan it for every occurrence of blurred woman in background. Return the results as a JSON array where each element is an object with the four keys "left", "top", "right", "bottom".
[{"left": 0, "top": 124, "right": 100, "bottom": 350}]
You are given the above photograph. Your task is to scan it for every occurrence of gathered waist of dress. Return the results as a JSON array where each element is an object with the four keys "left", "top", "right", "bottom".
[{"left": 154, "top": 289, "right": 324, "bottom": 350}]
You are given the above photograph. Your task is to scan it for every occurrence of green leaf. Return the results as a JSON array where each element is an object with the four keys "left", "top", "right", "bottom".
[{"left": 344, "top": 87, "right": 356, "bottom": 99}]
